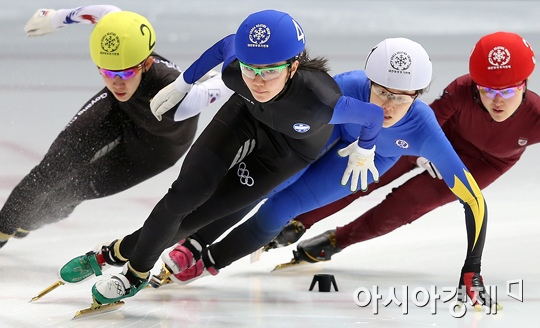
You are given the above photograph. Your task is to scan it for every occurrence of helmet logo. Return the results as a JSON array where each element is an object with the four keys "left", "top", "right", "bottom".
[
  {"left": 248, "top": 24, "right": 271, "bottom": 48},
  {"left": 487, "top": 46, "right": 511, "bottom": 70},
  {"left": 389, "top": 51, "right": 412, "bottom": 74},
  {"left": 100, "top": 32, "right": 120, "bottom": 55}
]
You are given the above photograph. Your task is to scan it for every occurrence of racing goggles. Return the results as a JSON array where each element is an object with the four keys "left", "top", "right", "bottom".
[
  {"left": 371, "top": 83, "right": 418, "bottom": 105},
  {"left": 239, "top": 61, "right": 290, "bottom": 81},
  {"left": 98, "top": 61, "right": 145, "bottom": 80},
  {"left": 476, "top": 80, "right": 526, "bottom": 99}
]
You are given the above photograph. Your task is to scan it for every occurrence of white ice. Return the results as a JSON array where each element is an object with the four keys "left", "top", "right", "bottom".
[{"left": 1, "top": 1, "right": 539, "bottom": 327}]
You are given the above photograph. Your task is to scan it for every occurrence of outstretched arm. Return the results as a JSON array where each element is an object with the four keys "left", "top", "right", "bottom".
[
  {"left": 423, "top": 133, "right": 498, "bottom": 311},
  {"left": 151, "top": 35, "right": 236, "bottom": 120},
  {"left": 329, "top": 96, "right": 384, "bottom": 192},
  {"left": 25, "top": 5, "right": 121, "bottom": 37},
  {"left": 173, "top": 72, "right": 234, "bottom": 121}
]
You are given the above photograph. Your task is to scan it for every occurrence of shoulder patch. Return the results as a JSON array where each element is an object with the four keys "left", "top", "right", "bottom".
[{"left": 208, "top": 89, "right": 221, "bottom": 104}]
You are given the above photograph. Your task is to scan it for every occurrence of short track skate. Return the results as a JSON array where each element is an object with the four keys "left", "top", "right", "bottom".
[
  {"left": 250, "top": 247, "right": 264, "bottom": 263},
  {"left": 272, "top": 258, "right": 309, "bottom": 271},
  {"left": 73, "top": 296, "right": 125, "bottom": 319},
  {"left": 148, "top": 263, "right": 174, "bottom": 288},
  {"left": 30, "top": 281, "right": 65, "bottom": 302}
]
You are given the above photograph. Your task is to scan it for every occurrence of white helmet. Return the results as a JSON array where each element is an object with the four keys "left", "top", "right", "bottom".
[{"left": 365, "top": 38, "right": 432, "bottom": 91}]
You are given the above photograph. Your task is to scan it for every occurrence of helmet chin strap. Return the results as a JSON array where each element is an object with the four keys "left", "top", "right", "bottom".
[
  {"left": 271, "top": 60, "right": 298, "bottom": 101},
  {"left": 277, "top": 70, "right": 294, "bottom": 95},
  {"left": 138, "top": 58, "right": 153, "bottom": 86}
]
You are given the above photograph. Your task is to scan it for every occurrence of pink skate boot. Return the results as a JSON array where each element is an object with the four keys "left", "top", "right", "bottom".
[
  {"left": 172, "top": 252, "right": 219, "bottom": 284},
  {"left": 162, "top": 238, "right": 203, "bottom": 274}
]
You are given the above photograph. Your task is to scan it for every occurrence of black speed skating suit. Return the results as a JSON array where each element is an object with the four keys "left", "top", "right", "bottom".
[{"left": 0, "top": 54, "right": 198, "bottom": 236}]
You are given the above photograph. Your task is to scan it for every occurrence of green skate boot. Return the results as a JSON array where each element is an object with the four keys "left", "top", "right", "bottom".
[
  {"left": 58, "top": 239, "right": 126, "bottom": 283},
  {"left": 31, "top": 239, "right": 127, "bottom": 302},
  {"left": 92, "top": 263, "right": 148, "bottom": 305}
]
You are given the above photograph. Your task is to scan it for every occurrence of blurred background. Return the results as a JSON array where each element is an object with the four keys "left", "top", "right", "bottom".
[{"left": 1, "top": 1, "right": 539, "bottom": 327}]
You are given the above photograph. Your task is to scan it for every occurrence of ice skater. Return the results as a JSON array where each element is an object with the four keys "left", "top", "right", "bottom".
[
  {"left": 58, "top": 9, "right": 385, "bottom": 310},
  {"left": 154, "top": 38, "right": 496, "bottom": 310},
  {"left": 269, "top": 32, "right": 535, "bottom": 309},
  {"left": 0, "top": 5, "right": 232, "bottom": 249}
]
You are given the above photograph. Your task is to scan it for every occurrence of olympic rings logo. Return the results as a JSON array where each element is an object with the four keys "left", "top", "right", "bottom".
[{"left": 237, "top": 162, "right": 254, "bottom": 186}]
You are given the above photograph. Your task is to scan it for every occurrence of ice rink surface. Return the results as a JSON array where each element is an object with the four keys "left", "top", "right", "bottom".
[{"left": 1, "top": 1, "right": 540, "bottom": 327}]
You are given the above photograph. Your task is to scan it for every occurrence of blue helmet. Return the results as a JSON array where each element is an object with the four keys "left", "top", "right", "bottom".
[{"left": 235, "top": 10, "right": 306, "bottom": 65}]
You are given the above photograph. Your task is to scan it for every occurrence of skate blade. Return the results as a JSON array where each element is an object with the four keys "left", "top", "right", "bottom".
[
  {"left": 456, "top": 301, "right": 503, "bottom": 313},
  {"left": 474, "top": 302, "right": 504, "bottom": 313},
  {"left": 73, "top": 298, "right": 124, "bottom": 319},
  {"left": 250, "top": 247, "right": 263, "bottom": 263},
  {"left": 148, "top": 263, "right": 173, "bottom": 288},
  {"left": 147, "top": 276, "right": 174, "bottom": 289},
  {"left": 272, "top": 259, "right": 309, "bottom": 271},
  {"left": 30, "top": 281, "right": 65, "bottom": 302}
]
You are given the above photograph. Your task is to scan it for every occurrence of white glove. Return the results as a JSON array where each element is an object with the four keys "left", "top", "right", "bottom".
[
  {"left": 416, "top": 156, "right": 442, "bottom": 179},
  {"left": 337, "top": 141, "right": 379, "bottom": 192},
  {"left": 150, "top": 73, "right": 193, "bottom": 121},
  {"left": 25, "top": 9, "right": 57, "bottom": 37}
]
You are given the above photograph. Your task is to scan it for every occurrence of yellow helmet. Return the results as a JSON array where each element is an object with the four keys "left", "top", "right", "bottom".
[{"left": 90, "top": 11, "right": 155, "bottom": 70}]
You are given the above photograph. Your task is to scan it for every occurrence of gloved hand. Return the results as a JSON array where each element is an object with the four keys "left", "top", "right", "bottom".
[
  {"left": 459, "top": 271, "right": 503, "bottom": 312},
  {"left": 416, "top": 156, "right": 442, "bottom": 179},
  {"left": 25, "top": 9, "right": 57, "bottom": 37},
  {"left": 151, "top": 72, "right": 193, "bottom": 121},
  {"left": 338, "top": 141, "right": 378, "bottom": 192}
]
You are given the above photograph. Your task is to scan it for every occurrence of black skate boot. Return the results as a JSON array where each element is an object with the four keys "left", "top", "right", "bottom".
[
  {"left": 0, "top": 231, "right": 11, "bottom": 249},
  {"left": 264, "top": 219, "right": 306, "bottom": 251},
  {"left": 294, "top": 229, "right": 342, "bottom": 263},
  {"left": 0, "top": 228, "right": 30, "bottom": 249},
  {"left": 13, "top": 228, "right": 30, "bottom": 239},
  {"left": 273, "top": 230, "right": 342, "bottom": 271}
]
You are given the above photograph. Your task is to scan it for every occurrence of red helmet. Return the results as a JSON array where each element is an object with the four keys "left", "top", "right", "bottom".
[{"left": 469, "top": 31, "right": 535, "bottom": 88}]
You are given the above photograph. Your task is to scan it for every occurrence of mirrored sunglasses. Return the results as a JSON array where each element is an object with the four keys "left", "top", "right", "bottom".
[
  {"left": 98, "top": 62, "right": 145, "bottom": 80},
  {"left": 476, "top": 80, "right": 526, "bottom": 99}
]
